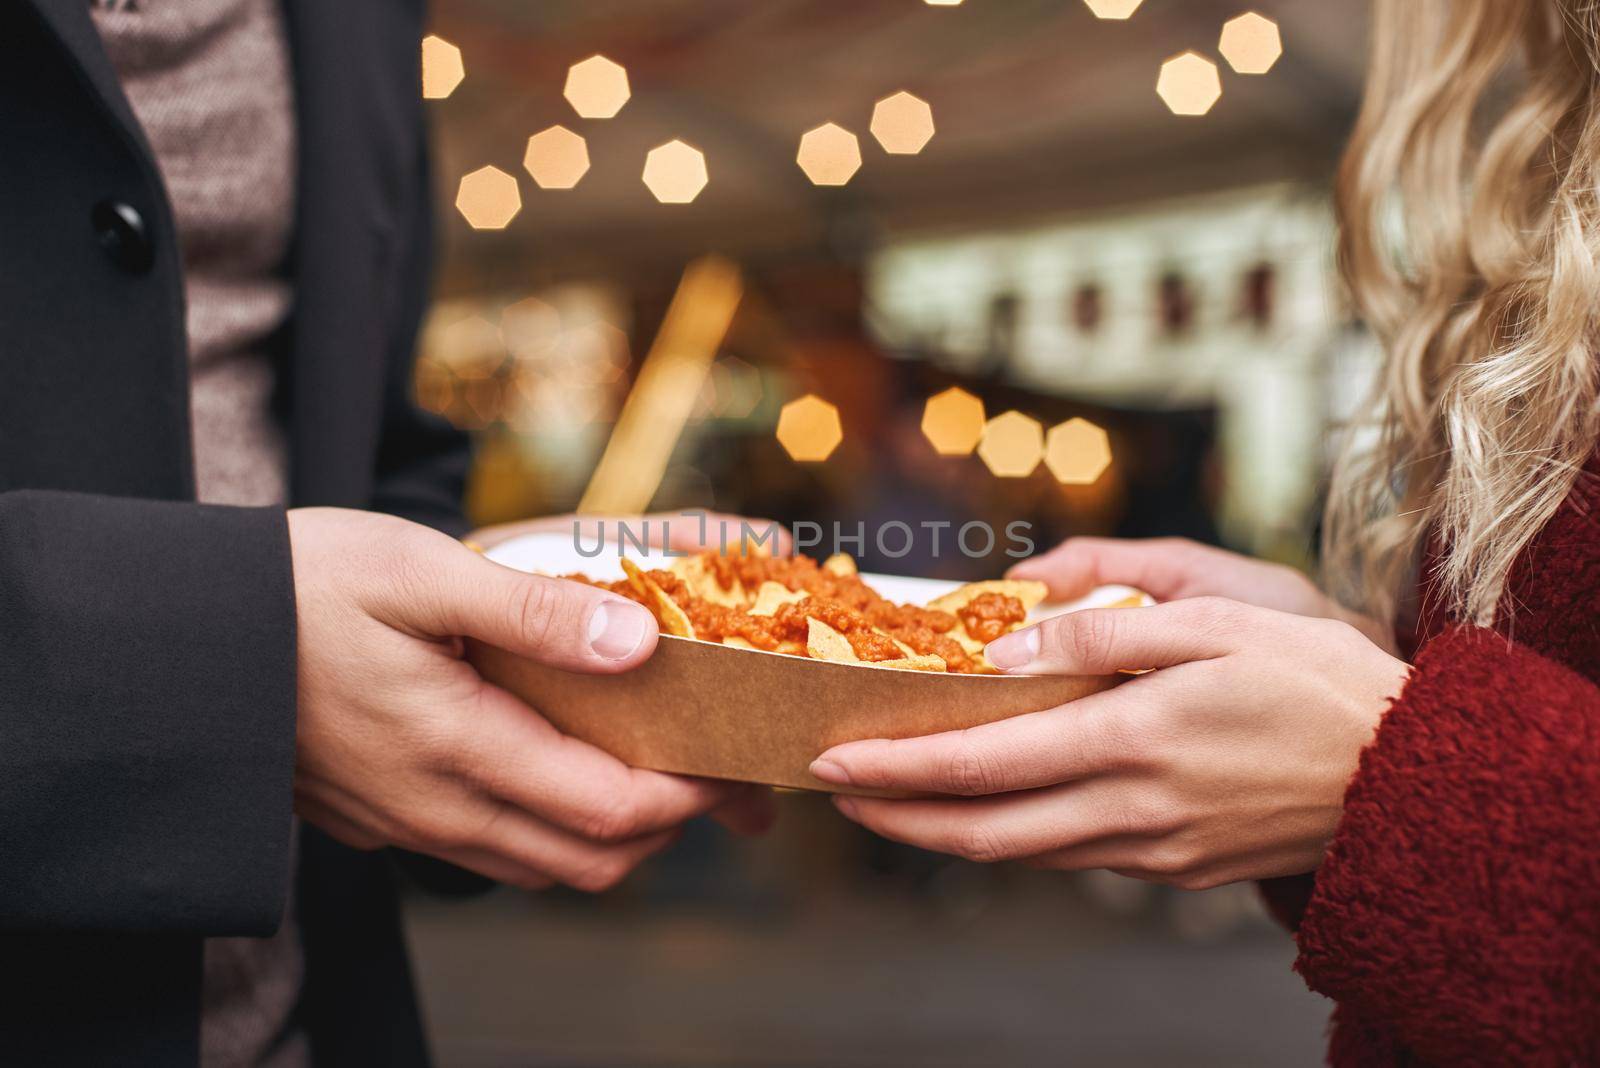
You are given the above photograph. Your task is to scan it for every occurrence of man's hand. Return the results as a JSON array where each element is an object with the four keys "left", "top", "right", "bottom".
[{"left": 289, "top": 507, "right": 772, "bottom": 892}]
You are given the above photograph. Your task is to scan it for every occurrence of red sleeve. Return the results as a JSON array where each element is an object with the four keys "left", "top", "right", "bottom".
[{"left": 1292, "top": 625, "right": 1600, "bottom": 1065}]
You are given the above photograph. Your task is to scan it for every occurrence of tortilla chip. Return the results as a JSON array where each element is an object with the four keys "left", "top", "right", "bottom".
[
  {"left": 869, "top": 653, "right": 947, "bottom": 672},
  {"left": 925, "top": 579, "right": 1049, "bottom": 615},
  {"left": 722, "top": 636, "right": 756, "bottom": 650},
  {"left": 670, "top": 554, "right": 745, "bottom": 607},
  {"left": 805, "top": 617, "right": 859, "bottom": 663},
  {"left": 949, "top": 629, "right": 986, "bottom": 656},
  {"left": 620, "top": 558, "right": 695, "bottom": 638},
  {"left": 1101, "top": 591, "right": 1153, "bottom": 609},
  {"left": 822, "top": 553, "right": 857, "bottom": 577},
  {"left": 749, "top": 581, "right": 809, "bottom": 617},
  {"left": 925, "top": 578, "right": 1048, "bottom": 668},
  {"left": 619, "top": 557, "right": 652, "bottom": 601}
]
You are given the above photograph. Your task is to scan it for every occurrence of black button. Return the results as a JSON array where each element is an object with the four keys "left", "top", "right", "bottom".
[{"left": 91, "top": 199, "right": 154, "bottom": 274}]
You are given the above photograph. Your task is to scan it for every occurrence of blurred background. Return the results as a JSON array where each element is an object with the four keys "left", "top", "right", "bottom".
[{"left": 404, "top": 1, "right": 1373, "bottom": 1063}]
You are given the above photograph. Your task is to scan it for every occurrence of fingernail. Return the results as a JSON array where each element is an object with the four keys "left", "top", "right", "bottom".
[
  {"left": 986, "top": 626, "right": 1041, "bottom": 672},
  {"left": 588, "top": 601, "right": 653, "bottom": 660},
  {"left": 833, "top": 796, "right": 859, "bottom": 820},
  {"left": 809, "top": 758, "right": 852, "bottom": 785}
]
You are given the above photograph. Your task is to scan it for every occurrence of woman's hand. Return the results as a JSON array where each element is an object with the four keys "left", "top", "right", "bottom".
[
  {"left": 1010, "top": 536, "right": 1396, "bottom": 654},
  {"left": 290, "top": 507, "right": 773, "bottom": 893},
  {"left": 810, "top": 598, "right": 1410, "bottom": 889}
]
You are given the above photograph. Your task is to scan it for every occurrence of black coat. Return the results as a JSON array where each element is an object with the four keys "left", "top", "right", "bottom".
[{"left": 0, "top": 1, "right": 471, "bottom": 1063}]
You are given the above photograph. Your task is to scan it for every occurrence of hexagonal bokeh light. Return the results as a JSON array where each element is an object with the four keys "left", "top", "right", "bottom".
[
  {"left": 421, "top": 35, "right": 464, "bottom": 100},
  {"left": 1157, "top": 52, "right": 1223, "bottom": 116},
  {"left": 870, "top": 91, "right": 935, "bottom": 155},
  {"left": 1084, "top": 0, "right": 1144, "bottom": 19},
  {"left": 499, "top": 297, "right": 561, "bottom": 358},
  {"left": 563, "top": 55, "right": 631, "bottom": 119},
  {"left": 921, "top": 387, "right": 985, "bottom": 456},
  {"left": 1219, "top": 12, "right": 1283, "bottom": 75},
  {"left": 796, "top": 123, "right": 863, "bottom": 186},
  {"left": 642, "top": 140, "right": 709, "bottom": 204},
  {"left": 436, "top": 315, "right": 505, "bottom": 379},
  {"left": 523, "top": 125, "right": 590, "bottom": 190},
  {"left": 455, "top": 165, "right": 521, "bottom": 229},
  {"left": 708, "top": 357, "right": 764, "bottom": 420},
  {"left": 776, "top": 395, "right": 843, "bottom": 462},
  {"left": 977, "top": 411, "right": 1044, "bottom": 477},
  {"left": 1044, "top": 417, "right": 1113, "bottom": 484}
]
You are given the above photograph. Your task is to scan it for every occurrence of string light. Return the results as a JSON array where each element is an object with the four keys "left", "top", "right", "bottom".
[
  {"left": 455, "top": 165, "right": 521, "bottom": 229},
  {"left": 776, "top": 395, "right": 844, "bottom": 462},
  {"left": 524, "top": 125, "right": 591, "bottom": 189},
  {"left": 421, "top": 35, "right": 464, "bottom": 99},
  {"left": 1219, "top": 12, "right": 1283, "bottom": 74},
  {"left": 920, "top": 387, "right": 985, "bottom": 455},
  {"left": 1084, "top": 0, "right": 1144, "bottom": 19},
  {"left": 1044, "top": 418, "right": 1112, "bottom": 484},
  {"left": 977, "top": 412, "right": 1044, "bottom": 477},
  {"left": 870, "top": 91, "right": 935, "bottom": 155},
  {"left": 564, "top": 55, "right": 631, "bottom": 119},
  {"left": 642, "top": 140, "right": 709, "bottom": 203},
  {"left": 1157, "top": 52, "right": 1223, "bottom": 116},
  {"left": 796, "top": 123, "right": 863, "bottom": 186}
]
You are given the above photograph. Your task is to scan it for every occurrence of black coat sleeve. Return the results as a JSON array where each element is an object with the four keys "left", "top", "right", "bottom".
[
  {"left": 368, "top": 135, "right": 471, "bottom": 538},
  {"left": 0, "top": 490, "right": 297, "bottom": 935}
]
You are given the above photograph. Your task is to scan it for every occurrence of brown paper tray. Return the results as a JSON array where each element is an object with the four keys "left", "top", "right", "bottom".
[{"left": 469, "top": 635, "right": 1120, "bottom": 794}]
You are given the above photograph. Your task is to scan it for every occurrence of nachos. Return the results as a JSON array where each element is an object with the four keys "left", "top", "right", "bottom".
[{"left": 567, "top": 551, "right": 1050, "bottom": 674}]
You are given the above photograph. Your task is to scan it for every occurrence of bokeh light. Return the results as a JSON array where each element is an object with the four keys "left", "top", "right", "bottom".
[
  {"left": 920, "top": 387, "right": 985, "bottom": 455},
  {"left": 499, "top": 297, "right": 561, "bottom": 358},
  {"left": 977, "top": 411, "right": 1044, "bottom": 477},
  {"left": 523, "top": 125, "right": 591, "bottom": 190},
  {"left": 870, "top": 91, "right": 935, "bottom": 155},
  {"left": 563, "top": 55, "right": 631, "bottom": 119},
  {"left": 924, "top": 0, "right": 964, "bottom": 6},
  {"left": 707, "top": 357, "right": 764, "bottom": 420},
  {"left": 435, "top": 315, "right": 506, "bottom": 381},
  {"left": 1219, "top": 12, "right": 1283, "bottom": 75},
  {"left": 421, "top": 35, "right": 464, "bottom": 100},
  {"left": 550, "top": 325, "right": 629, "bottom": 388},
  {"left": 1044, "top": 417, "right": 1113, "bottom": 484},
  {"left": 455, "top": 165, "right": 521, "bottom": 229},
  {"left": 796, "top": 123, "right": 863, "bottom": 186},
  {"left": 1084, "top": 0, "right": 1144, "bottom": 19},
  {"left": 1157, "top": 52, "right": 1223, "bottom": 116},
  {"left": 776, "top": 395, "right": 843, "bottom": 462},
  {"left": 414, "top": 357, "right": 454, "bottom": 414},
  {"left": 643, "top": 140, "right": 709, "bottom": 204}
]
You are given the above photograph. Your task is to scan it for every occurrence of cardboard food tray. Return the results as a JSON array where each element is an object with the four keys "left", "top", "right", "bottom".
[{"left": 468, "top": 534, "right": 1142, "bottom": 794}]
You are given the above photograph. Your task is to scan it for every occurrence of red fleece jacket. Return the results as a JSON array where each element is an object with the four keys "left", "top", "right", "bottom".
[{"left": 1261, "top": 457, "right": 1600, "bottom": 1065}]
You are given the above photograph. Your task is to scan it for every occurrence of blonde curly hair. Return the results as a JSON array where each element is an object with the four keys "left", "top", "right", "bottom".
[{"left": 1326, "top": 0, "right": 1600, "bottom": 626}]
